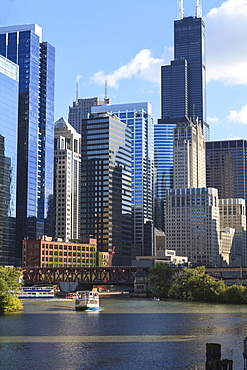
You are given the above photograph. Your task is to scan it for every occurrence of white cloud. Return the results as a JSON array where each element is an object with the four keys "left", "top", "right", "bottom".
[
  {"left": 91, "top": 0, "right": 247, "bottom": 90},
  {"left": 206, "top": 0, "right": 247, "bottom": 85},
  {"left": 91, "top": 47, "right": 172, "bottom": 88},
  {"left": 207, "top": 116, "right": 220, "bottom": 124},
  {"left": 228, "top": 103, "right": 247, "bottom": 124},
  {"left": 226, "top": 134, "right": 247, "bottom": 140},
  {"left": 76, "top": 74, "right": 82, "bottom": 83}
]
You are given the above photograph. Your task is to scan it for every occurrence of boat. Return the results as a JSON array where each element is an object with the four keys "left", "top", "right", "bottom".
[
  {"left": 151, "top": 297, "right": 160, "bottom": 301},
  {"left": 65, "top": 292, "right": 77, "bottom": 299},
  {"left": 12, "top": 286, "right": 55, "bottom": 299},
  {"left": 75, "top": 290, "right": 100, "bottom": 311}
]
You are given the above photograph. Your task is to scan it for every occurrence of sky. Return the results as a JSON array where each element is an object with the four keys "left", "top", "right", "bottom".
[{"left": 1, "top": 0, "right": 247, "bottom": 141}]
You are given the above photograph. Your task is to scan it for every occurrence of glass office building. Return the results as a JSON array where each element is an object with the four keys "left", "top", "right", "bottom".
[
  {"left": 92, "top": 103, "right": 154, "bottom": 257},
  {"left": 0, "top": 25, "right": 55, "bottom": 262},
  {"left": 161, "top": 15, "right": 209, "bottom": 140},
  {"left": 0, "top": 55, "right": 19, "bottom": 265},
  {"left": 206, "top": 140, "right": 247, "bottom": 266},
  {"left": 154, "top": 120, "right": 175, "bottom": 230},
  {"left": 206, "top": 140, "right": 247, "bottom": 202},
  {"left": 81, "top": 112, "right": 132, "bottom": 266}
]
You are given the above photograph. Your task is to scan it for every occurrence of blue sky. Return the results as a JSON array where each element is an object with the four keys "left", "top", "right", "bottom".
[{"left": 1, "top": 0, "right": 247, "bottom": 141}]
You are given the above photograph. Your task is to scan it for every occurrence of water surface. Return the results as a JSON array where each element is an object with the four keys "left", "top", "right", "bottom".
[{"left": 0, "top": 298, "right": 246, "bottom": 369}]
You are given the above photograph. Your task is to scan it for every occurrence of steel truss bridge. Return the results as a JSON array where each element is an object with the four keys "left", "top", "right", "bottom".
[
  {"left": 23, "top": 266, "right": 247, "bottom": 285},
  {"left": 23, "top": 267, "right": 148, "bottom": 285}
]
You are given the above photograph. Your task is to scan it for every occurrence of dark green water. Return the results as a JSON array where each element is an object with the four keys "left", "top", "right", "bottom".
[{"left": 0, "top": 297, "right": 246, "bottom": 369}]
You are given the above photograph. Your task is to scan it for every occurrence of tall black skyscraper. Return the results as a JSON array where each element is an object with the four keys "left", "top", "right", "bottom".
[
  {"left": 81, "top": 112, "right": 132, "bottom": 266},
  {"left": 161, "top": 1, "right": 209, "bottom": 139}
]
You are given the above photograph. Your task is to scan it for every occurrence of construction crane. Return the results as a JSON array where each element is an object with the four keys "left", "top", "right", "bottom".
[{"left": 108, "top": 246, "right": 116, "bottom": 267}]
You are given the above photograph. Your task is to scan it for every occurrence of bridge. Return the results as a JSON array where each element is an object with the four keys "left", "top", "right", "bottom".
[
  {"left": 205, "top": 266, "right": 247, "bottom": 279},
  {"left": 23, "top": 266, "right": 148, "bottom": 285},
  {"left": 23, "top": 266, "right": 247, "bottom": 285}
]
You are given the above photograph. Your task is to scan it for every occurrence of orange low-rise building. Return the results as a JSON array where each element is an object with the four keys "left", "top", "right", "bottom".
[{"left": 22, "top": 236, "right": 109, "bottom": 268}]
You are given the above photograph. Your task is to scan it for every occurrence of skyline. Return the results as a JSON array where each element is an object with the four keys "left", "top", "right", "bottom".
[{"left": 1, "top": 0, "right": 247, "bottom": 141}]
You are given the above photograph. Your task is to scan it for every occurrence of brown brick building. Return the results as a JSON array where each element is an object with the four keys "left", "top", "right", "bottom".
[{"left": 22, "top": 236, "right": 109, "bottom": 268}]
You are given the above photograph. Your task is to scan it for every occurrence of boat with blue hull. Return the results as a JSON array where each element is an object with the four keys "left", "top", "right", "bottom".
[
  {"left": 75, "top": 291, "right": 99, "bottom": 311},
  {"left": 13, "top": 287, "right": 55, "bottom": 299}
]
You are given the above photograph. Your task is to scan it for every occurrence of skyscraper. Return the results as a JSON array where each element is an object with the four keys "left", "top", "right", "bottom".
[
  {"left": 54, "top": 118, "right": 81, "bottom": 241},
  {"left": 92, "top": 102, "right": 154, "bottom": 257},
  {"left": 81, "top": 112, "right": 132, "bottom": 266},
  {"left": 0, "top": 55, "right": 19, "bottom": 265},
  {"left": 161, "top": 3, "right": 209, "bottom": 140},
  {"left": 155, "top": 2, "right": 209, "bottom": 230},
  {"left": 173, "top": 117, "right": 205, "bottom": 189},
  {"left": 206, "top": 140, "right": 247, "bottom": 265},
  {"left": 164, "top": 187, "right": 220, "bottom": 267},
  {"left": 219, "top": 199, "right": 246, "bottom": 266},
  {"left": 154, "top": 119, "right": 176, "bottom": 231},
  {"left": 206, "top": 140, "right": 247, "bottom": 201},
  {"left": 68, "top": 96, "right": 110, "bottom": 133},
  {"left": 0, "top": 24, "right": 55, "bottom": 262}
]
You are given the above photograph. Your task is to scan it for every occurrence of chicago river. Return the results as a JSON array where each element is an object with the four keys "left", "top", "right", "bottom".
[{"left": 0, "top": 298, "right": 246, "bottom": 369}]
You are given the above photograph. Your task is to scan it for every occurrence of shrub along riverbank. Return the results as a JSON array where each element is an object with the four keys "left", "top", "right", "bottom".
[
  {"left": 148, "top": 263, "right": 247, "bottom": 303},
  {"left": 0, "top": 267, "right": 23, "bottom": 314}
]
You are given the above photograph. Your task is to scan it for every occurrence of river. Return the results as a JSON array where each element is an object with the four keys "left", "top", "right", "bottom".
[{"left": 0, "top": 297, "right": 247, "bottom": 369}]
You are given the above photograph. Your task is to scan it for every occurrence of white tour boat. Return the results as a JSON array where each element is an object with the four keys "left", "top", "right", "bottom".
[
  {"left": 13, "top": 286, "right": 55, "bottom": 299},
  {"left": 75, "top": 291, "right": 100, "bottom": 311}
]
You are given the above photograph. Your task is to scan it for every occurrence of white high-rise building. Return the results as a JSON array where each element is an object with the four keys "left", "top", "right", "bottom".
[
  {"left": 219, "top": 198, "right": 246, "bottom": 266},
  {"left": 164, "top": 187, "right": 220, "bottom": 266},
  {"left": 173, "top": 117, "right": 206, "bottom": 189},
  {"left": 54, "top": 117, "right": 81, "bottom": 241}
]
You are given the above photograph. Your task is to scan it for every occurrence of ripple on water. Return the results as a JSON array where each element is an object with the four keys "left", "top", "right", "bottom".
[{"left": 0, "top": 298, "right": 245, "bottom": 369}]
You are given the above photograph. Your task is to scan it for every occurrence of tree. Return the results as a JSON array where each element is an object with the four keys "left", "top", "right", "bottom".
[
  {"left": 148, "top": 262, "right": 173, "bottom": 298},
  {"left": 168, "top": 266, "right": 225, "bottom": 302},
  {"left": 219, "top": 284, "right": 247, "bottom": 303},
  {"left": 0, "top": 267, "right": 23, "bottom": 314}
]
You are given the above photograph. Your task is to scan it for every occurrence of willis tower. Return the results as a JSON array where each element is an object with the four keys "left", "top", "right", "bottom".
[{"left": 161, "top": 0, "right": 209, "bottom": 139}]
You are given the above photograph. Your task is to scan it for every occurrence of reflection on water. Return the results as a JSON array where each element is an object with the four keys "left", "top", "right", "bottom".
[{"left": 0, "top": 298, "right": 246, "bottom": 369}]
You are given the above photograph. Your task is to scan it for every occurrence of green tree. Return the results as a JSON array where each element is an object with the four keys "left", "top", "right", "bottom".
[
  {"left": 0, "top": 267, "right": 23, "bottom": 314},
  {"left": 148, "top": 262, "right": 173, "bottom": 298},
  {"left": 219, "top": 284, "right": 247, "bottom": 303},
  {"left": 168, "top": 266, "right": 225, "bottom": 302}
]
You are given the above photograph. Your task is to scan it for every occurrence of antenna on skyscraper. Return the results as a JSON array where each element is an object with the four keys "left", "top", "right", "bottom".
[
  {"left": 76, "top": 81, "right": 79, "bottom": 101},
  {"left": 76, "top": 74, "right": 82, "bottom": 100},
  {"left": 105, "top": 80, "right": 108, "bottom": 103},
  {"left": 196, "top": 0, "right": 202, "bottom": 18},
  {"left": 178, "top": 0, "right": 184, "bottom": 20}
]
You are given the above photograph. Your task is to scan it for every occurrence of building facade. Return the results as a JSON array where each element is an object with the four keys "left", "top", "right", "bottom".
[
  {"left": 164, "top": 188, "right": 220, "bottom": 267},
  {"left": 54, "top": 117, "right": 81, "bottom": 241},
  {"left": 92, "top": 102, "right": 154, "bottom": 257},
  {"left": 154, "top": 119, "right": 176, "bottom": 231},
  {"left": 173, "top": 117, "right": 206, "bottom": 189},
  {"left": 0, "top": 55, "right": 19, "bottom": 265},
  {"left": 219, "top": 198, "right": 246, "bottom": 266},
  {"left": 206, "top": 140, "right": 247, "bottom": 266},
  {"left": 22, "top": 236, "right": 109, "bottom": 268},
  {"left": 0, "top": 24, "right": 55, "bottom": 262},
  {"left": 81, "top": 112, "right": 132, "bottom": 266},
  {"left": 206, "top": 140, "right": 247, "bottom": 201}
]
